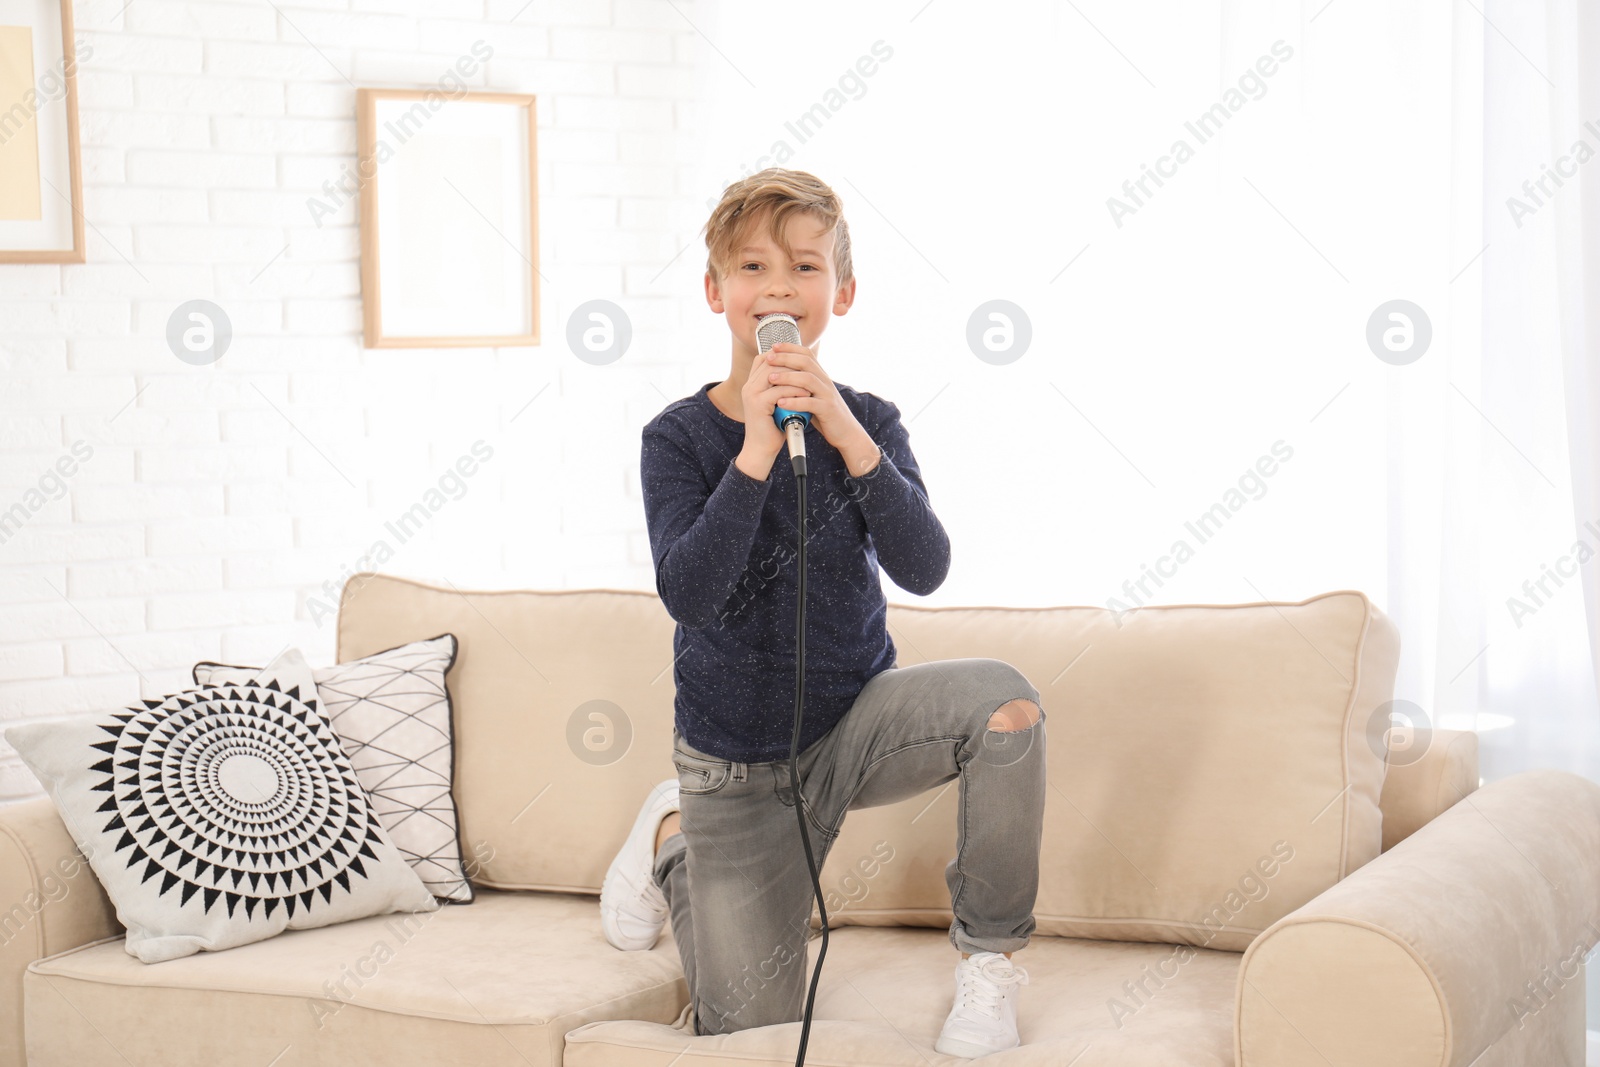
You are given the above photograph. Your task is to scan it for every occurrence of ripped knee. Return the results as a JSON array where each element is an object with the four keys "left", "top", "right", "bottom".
[{"left": 986, "top": 698, "right": 1040, "bottom": 732}]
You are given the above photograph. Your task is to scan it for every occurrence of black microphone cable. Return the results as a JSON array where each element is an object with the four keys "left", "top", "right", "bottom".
[
  {"left": 754, "top": 307, "right": 828, "bottom": 1064},
  {"left": 785, "top": 436, "right": 828, "bottom": 1067}
]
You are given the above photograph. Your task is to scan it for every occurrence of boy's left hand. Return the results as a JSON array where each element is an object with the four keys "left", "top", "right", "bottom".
[{"left": 762, "top": 343, "right": 865, "bottom": 450}]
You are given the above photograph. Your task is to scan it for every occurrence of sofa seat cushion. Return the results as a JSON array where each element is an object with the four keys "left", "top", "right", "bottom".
[
  {"left": 24, "top": 888, "right": 684, "bottom": 1067},
  {"left": 565, "top": 925, "right": 1242, "bottom": 1066}
]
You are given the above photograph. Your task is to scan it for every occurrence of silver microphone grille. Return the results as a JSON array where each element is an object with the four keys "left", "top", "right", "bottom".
[{"left": 755, "top": 313, "right": 801, "bottom": 354}]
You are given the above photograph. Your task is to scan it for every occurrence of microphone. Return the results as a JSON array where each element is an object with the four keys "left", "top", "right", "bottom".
[{"left": 756, "top": 312, "right": 809, "bottom": 478}]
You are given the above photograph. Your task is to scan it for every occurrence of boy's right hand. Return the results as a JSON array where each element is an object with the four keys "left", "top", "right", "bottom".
[{"left": 737, "top": 350, "right": 812, "bottom": 476}]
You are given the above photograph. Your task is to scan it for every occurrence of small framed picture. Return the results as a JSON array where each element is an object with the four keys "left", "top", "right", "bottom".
[
  {"left": 357, "top": 89, "right": 540, "bottom": 348},
  {"left": 0, "top": 0, "right": 85, "bottom": 263}
]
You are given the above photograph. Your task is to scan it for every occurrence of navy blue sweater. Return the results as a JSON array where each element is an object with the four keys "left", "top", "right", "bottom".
[{"left": 640, "top": 380, "right": 952, "bottom": 762}]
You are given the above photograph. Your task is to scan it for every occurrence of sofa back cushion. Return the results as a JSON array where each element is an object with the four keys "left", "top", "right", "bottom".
[
  {"left": 816, "top": 591, "right": 1400, "bottom": 951},
  {"left": 337, "top": 576, "right": 680, "bottom": 894},
  {"left": 337, "top": 576, "right": 1400, "bottom": 950}
]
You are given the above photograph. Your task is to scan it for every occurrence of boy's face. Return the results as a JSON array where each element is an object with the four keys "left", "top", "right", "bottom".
[{"left": 704, "top": 209, "right": 856, "bottom": 359}]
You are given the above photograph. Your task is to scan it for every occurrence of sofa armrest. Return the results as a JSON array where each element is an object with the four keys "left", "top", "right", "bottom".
[
  {"left": 1236, "top": 768, "right": 1600, "bottom": 1067},
  {"left": 0, "top": 796, "right": 122, "bottom": 1067}
]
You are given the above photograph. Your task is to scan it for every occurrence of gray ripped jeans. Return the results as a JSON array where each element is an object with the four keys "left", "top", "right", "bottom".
[{"left": 650, "top": 657, "right": 1047, "bottom": 1037}]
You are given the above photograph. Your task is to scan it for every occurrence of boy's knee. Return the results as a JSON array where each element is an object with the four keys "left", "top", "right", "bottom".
[{"left": 986, "top": 698, "right": 1040, "bottom": 732}]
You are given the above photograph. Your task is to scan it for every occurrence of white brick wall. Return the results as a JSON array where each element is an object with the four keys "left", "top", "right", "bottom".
[{"left": 0, "top": 0, "right": 711, "bottom": 802}]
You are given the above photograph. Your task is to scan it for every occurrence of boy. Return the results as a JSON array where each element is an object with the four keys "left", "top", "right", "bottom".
[{"left": 602, "top": 168, "right": 1047, "bottom": 1057}]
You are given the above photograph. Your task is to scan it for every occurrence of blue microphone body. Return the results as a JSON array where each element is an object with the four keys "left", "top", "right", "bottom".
[{"left": 773, "top": 404, "right": 811, "bottom": 431}]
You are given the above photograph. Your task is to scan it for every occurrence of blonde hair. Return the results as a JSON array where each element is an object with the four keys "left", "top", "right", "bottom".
[{"left": 702, "top": 168, "right": 853, "bottom": 287}]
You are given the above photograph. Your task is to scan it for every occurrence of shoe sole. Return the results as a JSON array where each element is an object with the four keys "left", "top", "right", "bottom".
[{"left": 934, "top": 1034, "right": 1019, "bottom": 1057}]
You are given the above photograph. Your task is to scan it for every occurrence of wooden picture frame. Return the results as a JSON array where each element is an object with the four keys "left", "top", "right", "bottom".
[
  {"left": 357, "top": 89, "right": 539, "bottom": 348},
  {"left": 0, "top": 0, "right": 85, "bottom": 264}
]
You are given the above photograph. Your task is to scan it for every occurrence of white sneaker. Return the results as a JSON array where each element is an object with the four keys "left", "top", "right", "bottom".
[
  {"left": 600, "top": 779, "right": 680, "bottom": 951},
  {"left": 934, "top": 951, "right": 1030, "bottom": 1057}
]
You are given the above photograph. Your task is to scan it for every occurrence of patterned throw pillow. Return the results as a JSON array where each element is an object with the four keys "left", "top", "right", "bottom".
[
  {"left": 4, "top": 648, "right": 439, "bottom": 963},
  {"left": 193, "top": 634, "right": 472, "bottom": 904}
]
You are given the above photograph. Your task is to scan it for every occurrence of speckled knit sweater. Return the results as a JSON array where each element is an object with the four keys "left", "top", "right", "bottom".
[{"left": 640, "top": 379, "right": 951, "bottom": 762}]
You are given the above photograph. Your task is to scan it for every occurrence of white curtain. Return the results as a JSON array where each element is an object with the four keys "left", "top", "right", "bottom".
[{"left": 1390, "top": 0, "right": 1600, "bottom": 780}]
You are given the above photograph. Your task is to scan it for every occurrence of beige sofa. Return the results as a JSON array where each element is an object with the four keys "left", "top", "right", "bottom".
[{"left": 4, "top": 573, "right": 1598, "bottom": 1066}]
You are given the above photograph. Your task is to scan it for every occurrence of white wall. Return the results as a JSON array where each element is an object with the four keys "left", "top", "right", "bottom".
[{"left": 0, "top": 0, "right": 709, "bottom": 801}]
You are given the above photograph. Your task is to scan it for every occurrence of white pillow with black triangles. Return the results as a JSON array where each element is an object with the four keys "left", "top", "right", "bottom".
[
  {"left": 4, "top": 647, "right": 439, "bottom": 964},
  {"left": 193, "top": 634, "right": 472, "bottom": 904}
]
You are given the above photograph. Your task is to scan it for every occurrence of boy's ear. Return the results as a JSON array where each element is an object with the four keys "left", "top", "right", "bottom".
[
  {"left": 705, "top": 270, "right": 726, "bottom": 314},
  {"left": 832, "top": 276, "right": 857, "bottom": 317}
]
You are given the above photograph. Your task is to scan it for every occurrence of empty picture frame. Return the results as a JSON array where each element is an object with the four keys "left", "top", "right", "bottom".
[
  {"left": 357, "top": 89, "right": 539, "bottom": 348},
  {"left": 0, "top": 0, "right": 85, "bottom": 263}
]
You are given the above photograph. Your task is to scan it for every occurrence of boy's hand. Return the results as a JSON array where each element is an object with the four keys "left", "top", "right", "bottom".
[{"left": 762, "top": 343, "right": 867, "bottom": 452}]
